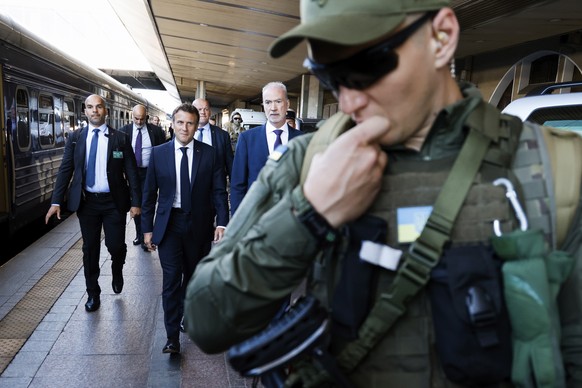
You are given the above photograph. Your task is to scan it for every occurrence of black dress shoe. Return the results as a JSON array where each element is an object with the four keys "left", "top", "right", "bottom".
[
  {"left": 162, "top": 339, "right": 180, "bottom": 354},
  {"left": 85, "top": 296, "right": 100, "bottom": 312},
  {"left": 112, "top": 264, "right": 124, "bottom": 294},
  {"left": 133, "top": 237, "right": 142, "bottom": 246}
]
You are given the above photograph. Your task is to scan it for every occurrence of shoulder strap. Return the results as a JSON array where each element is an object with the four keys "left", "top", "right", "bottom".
[{"left": 540, "top": 126, "right": 582, "bottom": 248}]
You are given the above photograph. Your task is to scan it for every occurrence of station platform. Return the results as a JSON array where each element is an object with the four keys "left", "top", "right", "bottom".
[{"left": 0, "top": 214, "right": 254, "bottom": 387}]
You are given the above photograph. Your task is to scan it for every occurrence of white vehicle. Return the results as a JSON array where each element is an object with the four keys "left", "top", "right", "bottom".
[
  {"left": 233, "top": 109, "right": 267, "bottom": 130},
  {"left": 501, "top": 82, "right": 582, "bottom": 134}
]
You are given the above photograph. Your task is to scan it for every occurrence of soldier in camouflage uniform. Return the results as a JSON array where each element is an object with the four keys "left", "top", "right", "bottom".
[
  {"left": 185, "top": 0, "right": 582, "bottom": 386},
  {"left": 224, "top": 111, "right": 244, "bottom": 154}
]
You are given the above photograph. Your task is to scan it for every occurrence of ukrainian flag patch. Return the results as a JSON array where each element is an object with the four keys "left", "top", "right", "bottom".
[
  {"left": 269, "top": 145, "right": 289, "bottom": 162},
  {"left": 397, "top": 206, "right": 433, "bottom": 243}
]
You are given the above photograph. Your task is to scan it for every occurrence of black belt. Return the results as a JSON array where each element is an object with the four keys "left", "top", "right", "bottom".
[
  {"left": 84, "top": 191, "right": 112, "bottom": 199},
  {"left": 171, "top": 207, "right": 191, "bottom": 215}
]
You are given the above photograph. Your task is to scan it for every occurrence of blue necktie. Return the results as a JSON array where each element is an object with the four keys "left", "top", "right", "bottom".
[
  {"left": 273, "top": 129, "right": 283, "bottom": 151},
  {"left": 86, "top": 128, "right": 99, "bottom": 187},
  {"left": 180, "top": 147, "right": 191, "bottom": 213},
  {"left": 197, "top": 128, "right": 203, "bottom": 142},
  {"left": 135, "top": 128, "right": 143, "bottom": 167}
]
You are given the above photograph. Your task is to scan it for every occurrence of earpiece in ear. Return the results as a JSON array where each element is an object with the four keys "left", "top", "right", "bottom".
[{"left": 437, "top": 31, "right": 448, "bottom": 44}]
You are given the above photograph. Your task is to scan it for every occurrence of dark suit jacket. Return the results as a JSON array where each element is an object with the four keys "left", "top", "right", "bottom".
[
  {"left": 119, "top": 123, "right": 167, "bottom": 151},
  {"left": 208, "top": 124, "right": 234, "bottom": 179},
  {"left": 141, "top": 139, "right": 229, "bottom": 245},
  {"left": 51, "top": 126, "right": 141, "bottom": 213},
  {"left": 230, "top": 125, "right": 303, "bottom": 215}
]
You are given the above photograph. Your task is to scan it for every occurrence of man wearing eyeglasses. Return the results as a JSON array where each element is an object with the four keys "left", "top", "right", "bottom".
[
  {"left": 185, "top": 1, "right": 582, "bottom": 387},
  {"left": 229, "top": 81, "right": 303, "bottom": 216}
]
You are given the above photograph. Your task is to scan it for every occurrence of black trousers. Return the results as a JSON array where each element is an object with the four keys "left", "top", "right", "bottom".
[
  {"left": 133, "top": 167, "right": 148, "bottom": 239},
  {"left": 77, "top": 192, "right": 127, "bottom": 297},
  {"left": 158, "top": 209, "right": 211, "bottom": 340}
]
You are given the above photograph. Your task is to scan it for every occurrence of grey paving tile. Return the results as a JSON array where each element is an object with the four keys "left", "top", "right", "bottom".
[
  {"left": 41, "top": 312, "right": 73, "bottom": 322},
  {"left": 46, "top": 304, "right": 77, "bottom": 315},
  {"left": 50, "top": 318, "right": 154, "bottom": 355},
  {"left": 33, "top": 354, "right": 149, "bottom": 387},
  {"left": 27, "top": 330, "right": 62, "bottom": 343},
  {"left": 19, "top": 340, "right": 54, "bottom": 353},
  {"left": 2, "top": 351, "right": 46, "bottom": 378},
  {"left": 36, "top": 320, "right": 67, "bottom": 332},
  {"left": 69, "top": 294, "right": 159, "bottom": 323},
  {"left": 0, "top": 377, "right": 32, "bottom": 388}
]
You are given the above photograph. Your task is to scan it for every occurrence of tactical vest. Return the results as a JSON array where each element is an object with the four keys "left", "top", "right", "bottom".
[{"left": 284, "top": 101, "right": 581, "bottom": 387}]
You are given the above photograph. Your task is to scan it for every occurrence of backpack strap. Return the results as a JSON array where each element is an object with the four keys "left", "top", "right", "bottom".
[{"left": 540, "top": 126, "right": 582, "bottom": 248}]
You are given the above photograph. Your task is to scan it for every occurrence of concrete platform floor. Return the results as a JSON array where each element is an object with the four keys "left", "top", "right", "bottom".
[{"left": 0, "top": 214, "right": 255, "bottom": 387}]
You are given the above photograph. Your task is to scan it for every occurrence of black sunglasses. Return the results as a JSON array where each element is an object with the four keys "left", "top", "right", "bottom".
[
  {"left": 303, "top": 12, "right": 435, "bottom": 92},
  {"left": 233, "top": 117, "right": 242, "bottom": 121}
]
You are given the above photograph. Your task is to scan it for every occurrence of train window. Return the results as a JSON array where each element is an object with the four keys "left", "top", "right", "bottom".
[
  {"left": 38, "top": 94, "right": 55, "bottom": 147},
  {"left": 63, "top": 99, "right": 73, "bottom": 112},
  {"left": 16, "top": 88, "right": 31, "bottom": 151},
  {"left": 63, "top": 98, "right": 74, "bottom": 133}
]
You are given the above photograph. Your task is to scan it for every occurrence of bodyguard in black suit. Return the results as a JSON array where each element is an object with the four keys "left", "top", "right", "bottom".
[
  {"left": 119, "top": 104, "right": 166, "bottom": 249},
  {"left": 192, "top": 98, "right": 234, "bottom": 179},
  {"left": 45, "top": 94, "right": 141, "bottom": 312},
  {"left": 142, "top": 103, "right": 229, "bottom": 354}
]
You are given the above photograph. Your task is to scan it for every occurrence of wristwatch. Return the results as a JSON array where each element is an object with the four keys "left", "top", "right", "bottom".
[{"left": 291, "top": 186, "right": 339, "bottom": 246}]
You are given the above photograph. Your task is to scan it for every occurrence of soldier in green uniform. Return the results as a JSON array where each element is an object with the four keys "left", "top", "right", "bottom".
[{"left": 185, "top": 0, "right": 582, "bottom": 386}]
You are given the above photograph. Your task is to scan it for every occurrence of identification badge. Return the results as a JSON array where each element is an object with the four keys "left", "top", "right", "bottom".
[
  {"left": 397, "top": 206, "right": 433, "bottom": 243},
  {"left": 113, "top": 151, "right": 123, "bottom": 159}
]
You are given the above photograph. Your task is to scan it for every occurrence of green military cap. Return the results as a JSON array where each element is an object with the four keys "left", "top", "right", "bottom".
[{"left": 270, "top": 0, "right": 451, "bottom": 58}]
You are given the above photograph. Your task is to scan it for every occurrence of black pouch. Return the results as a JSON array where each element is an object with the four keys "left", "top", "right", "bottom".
[
  {"left": 428, "top": 244, "right": 512, "bottom": 386},
  {"left": 331, "top": 215, "right": 385, "bottom": 340}
]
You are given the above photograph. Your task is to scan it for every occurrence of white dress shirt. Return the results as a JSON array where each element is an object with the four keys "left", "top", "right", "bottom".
[
  {"left": 85, "top": 124, "right": 110, "bottom": 192},
  {"left": 173, "top": 140, "right": 193, "bottom": 208},
  {"left": 132, "top": 124, "right": 153, "bottom": 167},
  {"left": 265, "top": 121, "right": 289, "bottom": 154},
  {"left": 197, "top": 123, "right": 213, "bottom": 146}
]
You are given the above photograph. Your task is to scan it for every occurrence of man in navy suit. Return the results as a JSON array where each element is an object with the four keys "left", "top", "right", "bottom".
[
  {"left": 120, "top": 104, "right": 166, "bottom": 250},
  {"left": 192, "top": 98, "right": 234, "bottom": 180},
  {"left": 230, "top": 81, "right": 303, "bottom": 215},
  {"left": 45, "top": 94, "right": 141, "bottom": 312},
  {"left": 141, "top": 103, "right": 229, "bottom": 354}
]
